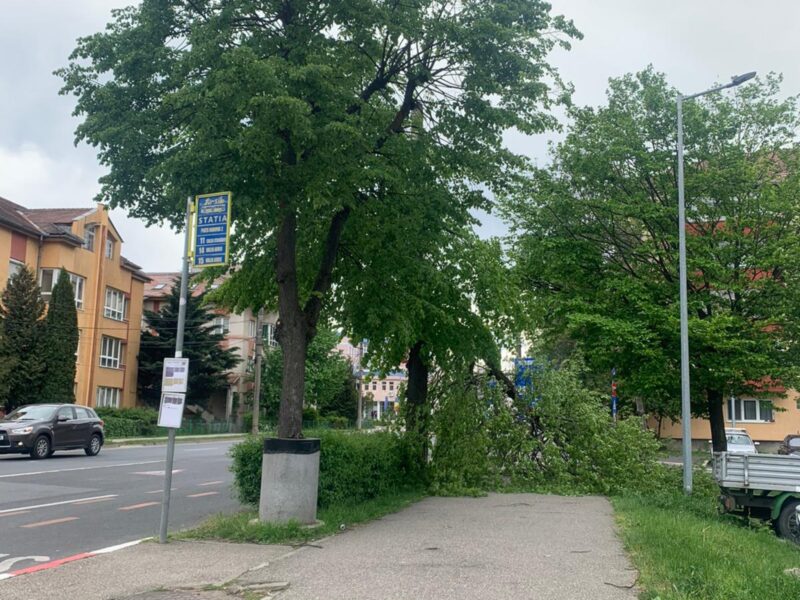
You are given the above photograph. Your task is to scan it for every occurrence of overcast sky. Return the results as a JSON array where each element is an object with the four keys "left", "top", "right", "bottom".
[{"left": 1, "top": 0, "right": 798, "bottom": 271}]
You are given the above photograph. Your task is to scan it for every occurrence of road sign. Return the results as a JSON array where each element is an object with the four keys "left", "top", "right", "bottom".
[
  {"left": 193, "top": 192, "right": 231, "bottom": 268},
  {"left": 158, "top": 392, "right": 186, "bottom": 429},
  {"left": 162, "top": 357, "right": 189, "bottom": 394}
]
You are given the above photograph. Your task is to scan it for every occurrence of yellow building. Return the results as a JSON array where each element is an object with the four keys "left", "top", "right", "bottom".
[
  {"left": 0, "top": 196, "right": 149, "bottom": 409},
  {"left": 655, "top": 390, "right": 800, "bottom": 450}
]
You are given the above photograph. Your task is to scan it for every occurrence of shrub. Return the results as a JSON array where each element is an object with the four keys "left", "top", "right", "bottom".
[
  {"left": 97, "top": 406, "right": 159, "bottom": 438},
  {"left": 429, "top": 360, "right": 664, "bottom": 496},
  {"left": 230, "top": 430, "right": 423, "bottom": 507}
]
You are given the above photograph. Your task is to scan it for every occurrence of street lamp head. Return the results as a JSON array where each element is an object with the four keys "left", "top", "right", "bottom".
[{"left": 730, "top": 71, "right": 757, "bottom": 87}]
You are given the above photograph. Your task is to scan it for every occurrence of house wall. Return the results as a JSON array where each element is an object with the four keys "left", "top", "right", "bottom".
[
  {"left": 0, "top": 205, "right": 146, "bottom": 410},
  {"left": 654, "top": 391, "right": 800, "bottom": 443}
]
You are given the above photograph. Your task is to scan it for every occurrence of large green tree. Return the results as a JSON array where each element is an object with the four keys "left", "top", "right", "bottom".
[
  {"left": 0, "top": 266, "right": 46, "bottom": 411},
  {"left": 138, "top": 282, "right": 240, "bottom": 407},
  {"left": 41, "top": 269, "right": 79, "bottom": 403},
  {"left": 60, "top": 0, "right": 578, "bottom": 438},
  {"left": 504, "top": 69, "right": 800, "bottom": 451},
  {"left": 258, "top": 327, "right": 357, "bottom": 422}
]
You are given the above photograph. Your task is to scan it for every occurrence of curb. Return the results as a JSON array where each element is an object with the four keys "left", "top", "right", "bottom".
[
  {"left": 106, "top": 434, "right": 246, "bottom": 448},
  {"left": 0, "top": 538, "right": 147, "bottom": 582}
]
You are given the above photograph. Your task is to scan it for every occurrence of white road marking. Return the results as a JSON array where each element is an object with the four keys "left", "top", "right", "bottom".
[
  {"left": 182, "top": 447, "right": 227, "bottom": 452},
  {"left": 0, "top": 555, "right": 49, "bottom": 573},
  {"left": 0, "top": 460, "right": 163, "bottom": 479},
  {"left": 145, "top": 488, "right": 176, "bottom": 494},
  {"left": 91, "top": 538, "right": 148, "bottom": 554},
  {"left": 198, "top": 480, "right": 223, "bottom": 486},
  {"left": 187, "top": 491, "right": 219, "bottom": 498},
  {"left": 132, "top": 469, "right": 184, "bottom": 476},
  {"left": 0, "top": 495, "right": 118, "bottom": 515}
]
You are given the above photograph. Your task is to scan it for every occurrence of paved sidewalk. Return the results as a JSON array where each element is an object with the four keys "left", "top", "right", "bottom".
[{"left": 0, "top": 494, "right": 637, "bottom": 600}]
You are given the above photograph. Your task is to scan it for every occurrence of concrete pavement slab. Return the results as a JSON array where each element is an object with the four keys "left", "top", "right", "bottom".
[
  {"left": 0, "top": 540, "right": 293, "bottom": 600},
  {"left": 240, "top": 493, "right": 637, "bottom": 600}
]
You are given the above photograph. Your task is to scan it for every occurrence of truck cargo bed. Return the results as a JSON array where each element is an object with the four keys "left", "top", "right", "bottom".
[{"left": 714, "top": 452, "right": 800, "bottom": 492}]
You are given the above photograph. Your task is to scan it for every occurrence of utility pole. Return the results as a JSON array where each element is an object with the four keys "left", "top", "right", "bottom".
[
  {"left": 159, "top": 196, "right": 192, "bottom": 544},
  {"left": 252, "top": 307, "right": 264, "bottom": 434}
]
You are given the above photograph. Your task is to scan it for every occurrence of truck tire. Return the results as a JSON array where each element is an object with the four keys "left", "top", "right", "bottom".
[{"left": 776, "top": 500, "right": 800, "bottom": 545}]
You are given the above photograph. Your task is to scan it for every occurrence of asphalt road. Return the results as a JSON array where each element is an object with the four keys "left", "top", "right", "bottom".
[{"left": 0, "top": 440, "right": 241, "bottom": 575}]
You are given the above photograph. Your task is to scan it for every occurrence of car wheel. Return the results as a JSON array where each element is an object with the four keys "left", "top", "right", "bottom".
[
  {"left": 31, "top": 435, "right": 51, "bottom": 460},
  {"left": 776, "top": 500, "right": 800, "bottom": 545},
  {"left": 85, "top": 434, "right": 102, "bottom": 457}
]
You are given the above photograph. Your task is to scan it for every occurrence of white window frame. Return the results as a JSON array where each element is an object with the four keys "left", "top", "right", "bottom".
[
  {"left": 264, "top": 323, "right": 279, "bottom": 348},
  {"left": 96, "top": 386, "right": 120, "bottom": 408},
  {"left": 83, "top": 226, "right": 96, "bottom": 251},
  {"left": 727, "top": 397, "right": 774, "bottom": 423},
  {"left": 40, "top": 268, "right": 85, "bottom": 309},
  {"left": 104, "top": 287, "right": 127, "bottom": 321},
  {"left": 105, "top": 236, "right": 115, "bottom": 259},
  {"left": 8, "top": 259, "right": 23, "bottom": 282},
  {"left": 248, "top": 319, "right": 256, "bottom": 338},
  {"left": 100, "top": 336, "right": 123, "bottom": 369},
  {"left": 213, "top": 316, "right": 230, "bottom": 335}
]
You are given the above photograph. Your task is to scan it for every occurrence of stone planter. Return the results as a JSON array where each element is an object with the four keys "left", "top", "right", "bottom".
[{"left": 259, "top": 437, "right": 320, "bottom": 524}]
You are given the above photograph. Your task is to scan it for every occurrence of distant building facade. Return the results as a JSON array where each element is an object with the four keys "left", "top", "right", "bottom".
[
  {"left": 143, "top": 273, "right": 278, "bottom": 420},
  {"left": 335, "top": 337, "right": 407, "bottom": 421},
  {"left": 0, "top": 197, "right": 149, "bottom": 409}
]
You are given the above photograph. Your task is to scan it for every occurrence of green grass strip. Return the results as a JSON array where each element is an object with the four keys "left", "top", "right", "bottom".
[
  {"left": 613, "top": 493, "right": 800, "bottom": 599},
  {"left": 176, "top": 487, "right": 426, "bottom": 545}
]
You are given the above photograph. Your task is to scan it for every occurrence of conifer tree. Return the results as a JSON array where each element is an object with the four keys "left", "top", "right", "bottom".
[
  {"left": 138, "top": 281, "right": 240, "bottom": 407},
  {"left": 0, "top": 266, "right": 45, "bottom": 411},
  {"left": 41, "top": 269, "right": 79, "bottom": 403}
]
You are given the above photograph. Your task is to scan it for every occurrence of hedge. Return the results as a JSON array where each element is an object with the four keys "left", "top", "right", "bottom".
[
  {"left": 96, "top": 407, "right": 158, "bottom": 438},
  {"left": 231, "top": 430, "right": 423, "bottom": 508}
]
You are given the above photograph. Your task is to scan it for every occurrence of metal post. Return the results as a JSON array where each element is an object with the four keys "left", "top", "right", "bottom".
[
  {"left": 252, "top": 308, "right": 264, "bottom": 434},
  {"left": 159, "top": 196, "right": 193, "bottom": 543},
  {"left": 677, "top": 95, "right": 693, "bottom": 495}
]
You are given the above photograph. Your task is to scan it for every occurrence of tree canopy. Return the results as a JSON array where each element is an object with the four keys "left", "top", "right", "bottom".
[
  {"left": 138, "top": 281, "right": 240, "bottom": 407},
  {"left": 60, "top": 0, "right": 579, "bottom": 438},
  {"left": 504, "top": 68, "right": 800, "bottom": 451}
]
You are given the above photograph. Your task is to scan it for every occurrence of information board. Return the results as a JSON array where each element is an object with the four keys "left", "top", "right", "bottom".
[
  {"left": 162, "top": 357, "right": 190, "bottom": 394},
  {"left": 193, "top": 192, "right": 231, "bottom": 268},
  {"left": 158, "top": 392, "right": 186, "bottom": 429}
]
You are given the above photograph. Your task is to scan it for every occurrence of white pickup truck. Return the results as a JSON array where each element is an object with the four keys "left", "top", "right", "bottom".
[{"left": 713, "top": 451, "right": 800, "bottom": 544}]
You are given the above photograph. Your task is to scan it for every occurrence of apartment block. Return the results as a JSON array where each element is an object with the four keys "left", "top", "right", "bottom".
[
  {"left": 0, "top": 197, "right": 149, "bottom": 409},
  {"left": 143, "top": 273, "right": 278, "bottom": 419}
]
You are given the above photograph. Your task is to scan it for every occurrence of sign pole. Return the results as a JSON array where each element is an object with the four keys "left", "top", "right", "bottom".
[{"left": 159, "top": 196, "right": 193, "bottom": 544}]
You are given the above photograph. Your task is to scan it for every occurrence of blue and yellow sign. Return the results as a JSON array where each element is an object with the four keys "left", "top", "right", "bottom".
[{"left": 192, "top": 192, "right": 231, "bottom": 268}]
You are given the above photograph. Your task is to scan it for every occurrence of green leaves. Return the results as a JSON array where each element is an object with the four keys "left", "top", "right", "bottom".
[
  {"left": 505, "top": 66, "right": 800, "bottom": 421},
  {"left": 41, "top": 269, "right": 79, "bottom": 404}
]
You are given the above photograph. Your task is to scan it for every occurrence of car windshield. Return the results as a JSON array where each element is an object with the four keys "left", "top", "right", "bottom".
[
  {"left": 4, "top": 405, "right": 57, "bottom": 421},
  {"left": 727, "top": 434, "right": 753, "bottom": 446}
]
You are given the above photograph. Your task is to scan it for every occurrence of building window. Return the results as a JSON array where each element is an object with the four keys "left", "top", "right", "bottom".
[
  {"left": 100, "top": 336, "right": 123, "bottom": 368},
  {"left": 83, "top": 226, "right": 96, "bottom": 251},
  {"left": 372, "top": 381, "right": 377, "bottom": 391},
  {"left": 105, "top": 236, "right": 115, "bottom": 259},
  {"left": 389, "top": 382, "right": 394, "bottom": 391},
  {"left": 40, "top": 269, "right": 85, "bottom": 309},
  {"left": 263, "top": 323, "right": 279, "bottom": 348},
  {"left": 382, "top": 381, "right": 387, "bottom": 391},
  {"left": 248, "top": 319, "right": 256, "bottom": 338},
  {"left": 104, "top": 287, "right": 127, "bottom": 321},
  {"left": 8, "top": 260, "right": 23, "bottom": 282},
  {"left": 213, "top": 316, "right": 230, "bottom": 335},
  {"left": 727, "top": 397, "right": 774, "bottom": 423},
  {"left": 96, "top": 386, "right": 121, "bottom": 408}
]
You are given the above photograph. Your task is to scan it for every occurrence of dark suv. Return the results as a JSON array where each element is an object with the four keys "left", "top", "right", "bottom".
[
  {"left": 0, "top": 404, "right": 105, "bottom": 459},
  {"left": 778, "top": 434, "right": 800, "bottom": 456}
]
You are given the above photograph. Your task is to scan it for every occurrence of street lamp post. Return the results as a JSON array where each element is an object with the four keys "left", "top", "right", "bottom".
[{"left": 677, "top": 71, "right": 756, "bottom": 495}]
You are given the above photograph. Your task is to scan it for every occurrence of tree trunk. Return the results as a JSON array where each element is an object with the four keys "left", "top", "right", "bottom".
[
  {"left": 707, "top": 388, "right": 728, "bottom": 452},
  {"left": 405, "top": 341, "right": 428, "bottom": 440},
  {"left": 275, "top": 209, "right": 306, "bottom": 439}
]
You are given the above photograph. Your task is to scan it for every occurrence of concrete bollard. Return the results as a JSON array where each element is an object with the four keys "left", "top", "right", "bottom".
[{"left": 259, "top": 437, "right": 320, "bottom": 524}]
